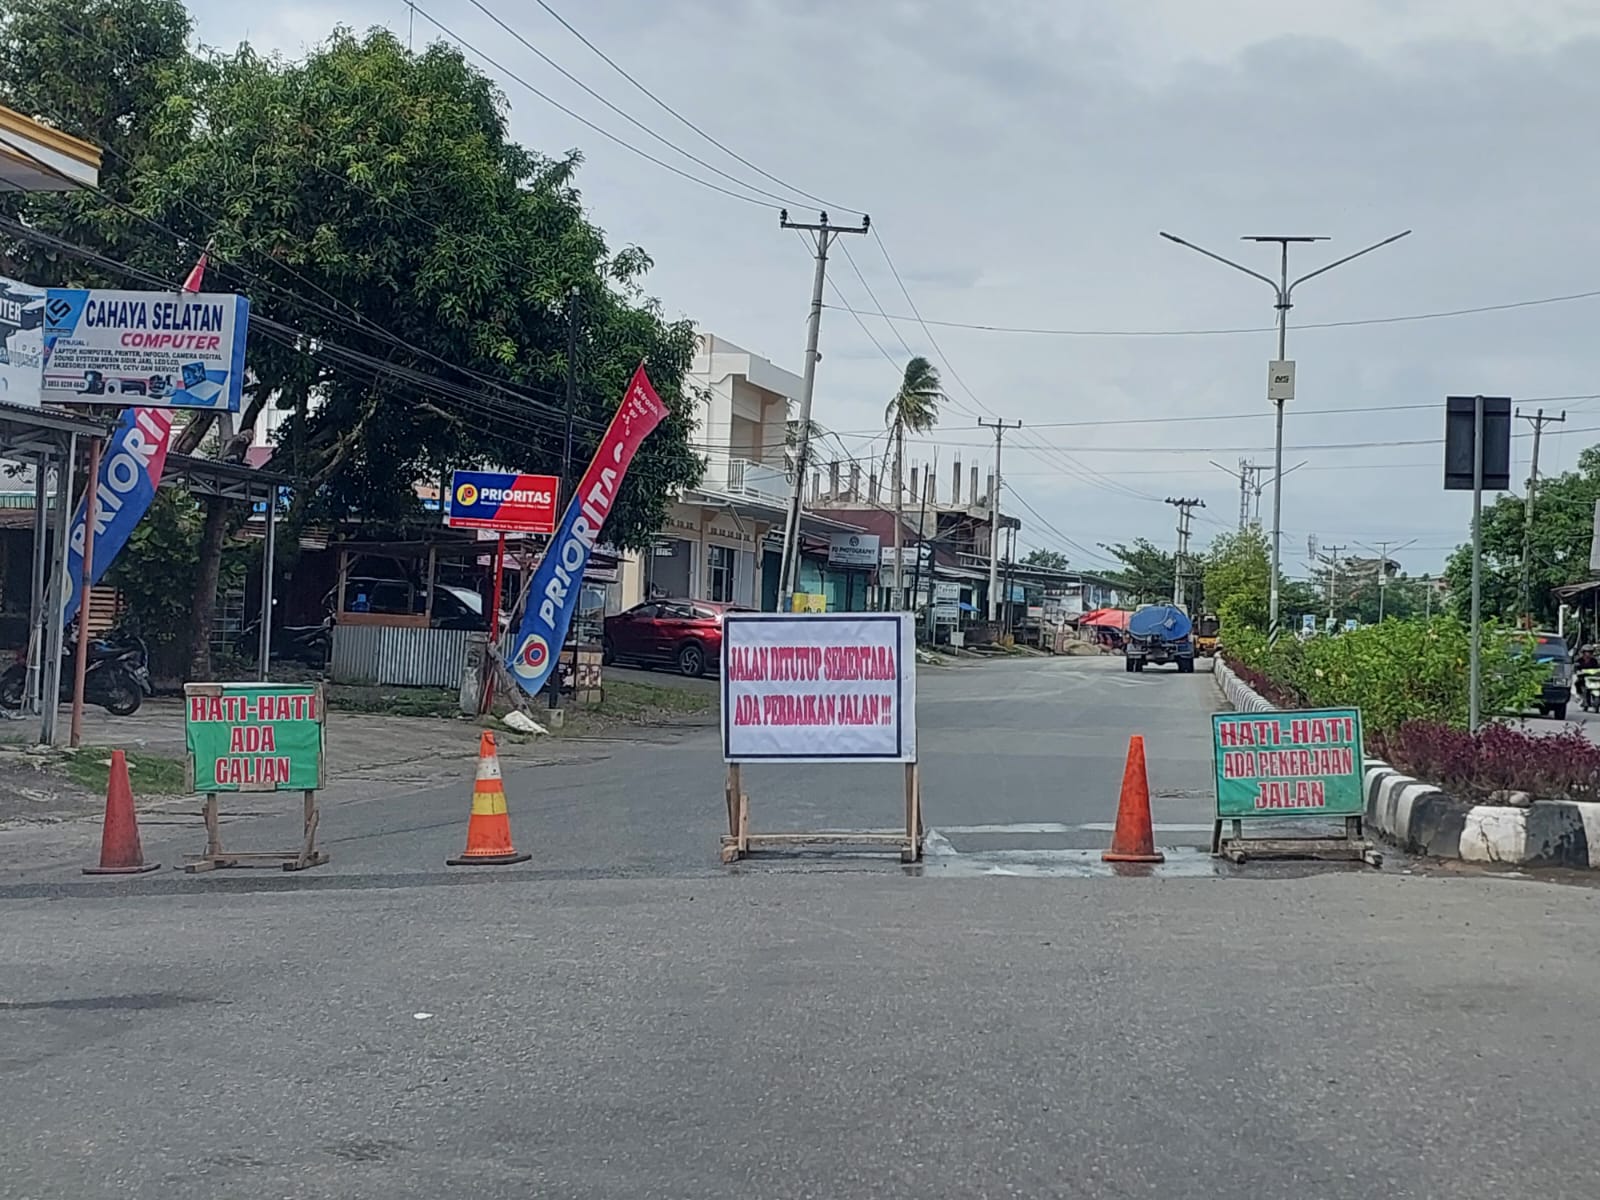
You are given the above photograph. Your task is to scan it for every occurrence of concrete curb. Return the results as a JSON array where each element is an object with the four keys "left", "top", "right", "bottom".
[{"left": 1213, "top": 657, "right": 1600, "bottom": 869}]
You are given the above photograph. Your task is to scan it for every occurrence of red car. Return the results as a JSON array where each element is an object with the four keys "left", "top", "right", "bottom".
[{"left": 603, "top": 599, "right": 753, "bottom": 677}]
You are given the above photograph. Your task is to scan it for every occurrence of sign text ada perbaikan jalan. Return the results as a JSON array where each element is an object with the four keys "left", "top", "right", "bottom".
[{"left": 726, "top": 643, "right": 899, "bottom": 727}]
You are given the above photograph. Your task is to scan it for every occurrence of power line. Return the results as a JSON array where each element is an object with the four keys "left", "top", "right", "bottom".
[
  {"left": 819, "top": 286, "right": 1600, "bottom": 338},
  {"left": 521, "top": 0, "right": 861, "bottom": 214},
  {"left": 460, "top": 0, "right": 807, "bottom": 210},
  {"left": 409, "top": 2, "right": 778, "bottom": 210}
]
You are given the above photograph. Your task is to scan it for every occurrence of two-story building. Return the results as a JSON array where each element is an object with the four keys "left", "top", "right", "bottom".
[{"left": 620, "top": 333, "right": 864, "bottom": 610}]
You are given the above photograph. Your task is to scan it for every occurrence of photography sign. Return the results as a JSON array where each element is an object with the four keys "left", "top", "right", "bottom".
[
  {"left": 827, "top": 532, "right": 880, "bottom": 568},
  {"left": 42, "top": 288, "right": 250, "bottom": 411}
]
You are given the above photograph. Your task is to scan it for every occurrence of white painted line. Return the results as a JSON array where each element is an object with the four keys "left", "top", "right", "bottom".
[{"left": 934, "top": 823, "right": 1075, "bottom": 835}]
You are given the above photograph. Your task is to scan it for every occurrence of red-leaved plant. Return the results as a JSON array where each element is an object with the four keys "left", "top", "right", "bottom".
[{"left": 1380, "top": 721, "right": 1600, "bottom": 804}]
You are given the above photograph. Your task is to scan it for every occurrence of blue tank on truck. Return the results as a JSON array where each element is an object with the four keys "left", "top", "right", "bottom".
[{"left": 1124, "top": 604, "right": 1196, "bottom": 674}]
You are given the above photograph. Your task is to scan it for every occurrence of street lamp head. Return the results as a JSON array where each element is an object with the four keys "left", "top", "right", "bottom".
[{"left": 1241, "top": 235, "right": 1330, "bottom": 243}]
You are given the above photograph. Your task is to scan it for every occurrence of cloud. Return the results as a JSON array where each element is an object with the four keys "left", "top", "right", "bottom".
[{"left": 185, "top": 0, "right": 1600, "bottom": 573}]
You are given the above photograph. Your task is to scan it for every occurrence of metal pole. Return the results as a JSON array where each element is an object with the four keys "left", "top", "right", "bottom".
[
  {"left": 40, "top": 439, "right": 74, "bottom": 745},
  {"left": 550, "top": 288, "right": 578, "bottom": 710},
  {"left": 1158, "top": 229, "right": 1410, "bottom": 644},
  {"left": 26, "top": 463, "right": 48, "bottom": 713},
  {"left": 989, "top": 424, "right": 1002, "bottom": 622},
  {"left": 780, "top": 226, "right": 831, "bottom": 609},
  {"left": 490, "top": 532, "right": 506, "bottom": 650},
  {"left": 1516, "top": 407, "right": 1564, "bottom": 625},
  {"left": 257, "top": 485, "right": 278, "bottom": 680},
  {"left": 69, "top": 436, "right": 101, "bottom": 748},
  {"left": 1470, "top": 394, "right": 1484, "bottom": 732}
]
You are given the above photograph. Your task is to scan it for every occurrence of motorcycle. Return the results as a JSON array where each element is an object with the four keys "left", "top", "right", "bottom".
[
  {"left": 0, "top": 629, "right": 151, "bottom": 716},
  {"left": 233, "top": 615, "right": 332, "bottom": 669},
  {"left": 1578, "top": 666, "right": 1600, "bottom": 714}
]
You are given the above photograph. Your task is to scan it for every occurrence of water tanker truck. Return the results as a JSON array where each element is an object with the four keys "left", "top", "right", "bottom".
[{"left": 1124, "top": 604, "right": 1196, "bottom": 674}]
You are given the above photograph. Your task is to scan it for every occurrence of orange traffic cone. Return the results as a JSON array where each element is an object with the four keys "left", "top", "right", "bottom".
[
  {"left": 1102, "top": 735, "right": 1165, "bottom": 864},
  {"left": 447, "top": 731, "right": 532, "bottom": 866},
  {"left": 83, "top": 750, "right": 160, "bottom": 875}
]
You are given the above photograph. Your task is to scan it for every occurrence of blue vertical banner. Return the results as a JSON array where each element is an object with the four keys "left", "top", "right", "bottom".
[
  {"left": 507, "top": 366, "right": 668, "bottom": 696},
  {"left": 63, "top": 407, "right": 175, "bottom": 627}
]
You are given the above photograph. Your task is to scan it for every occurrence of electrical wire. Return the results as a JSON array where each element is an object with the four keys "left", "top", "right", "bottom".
[
  {"left": 523, "top": 0, "right": 862, "bottom": 214},
  {"left": 409, "top": 2, "right": 778, "bottom": 210},
  {"left": 820, "top": 286, "right": 1600, "bottom": 338}
]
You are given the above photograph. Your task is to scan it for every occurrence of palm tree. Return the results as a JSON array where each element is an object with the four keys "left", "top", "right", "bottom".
[{"left": 885, "top": 356, "right": 944, "bottom": 604}]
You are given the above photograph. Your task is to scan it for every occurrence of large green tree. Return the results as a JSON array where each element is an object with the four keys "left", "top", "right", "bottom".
[
  {"left": 1443, "top": 445, "right": 1600, "bottom": 627},
  {"left": 1203, "top": 526, "right": 1269, "bottom": 631},
  {"left": 884, "top": 356, "right": 942, "bottom": 597},
  {"left": 1101, "top": 537, "right": 1176, "bottom": 605},
  {"left": 1021, "top": 547, "right": 1068, "bottom": 570},
  {"left": 0, "top": 6, "right": 703, "bottom": 676}
]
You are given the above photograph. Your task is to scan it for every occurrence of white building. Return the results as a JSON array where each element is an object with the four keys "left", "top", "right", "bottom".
[{"left": 619, "top": 333, "right": 860, "bottom": 610}]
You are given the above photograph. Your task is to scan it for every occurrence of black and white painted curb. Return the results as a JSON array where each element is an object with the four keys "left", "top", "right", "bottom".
[{"left": 1214, "top": 658, "right": 1600, "bottom": 869}]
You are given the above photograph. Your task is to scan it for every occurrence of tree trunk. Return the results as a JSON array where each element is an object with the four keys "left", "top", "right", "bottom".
[
  {"left": 187, "top": 494, "right": 229, "bottom": 680},
  {"left": 892, "top": 419, "right": 904, "bottom": 608},
  {"left": 182, "top": 387, "right": 272, "bottom": 680}
]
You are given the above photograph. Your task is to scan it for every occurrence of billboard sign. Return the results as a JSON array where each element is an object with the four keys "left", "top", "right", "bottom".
[
  {"left": 722, "top": 612, "right": 917, "bottom": 763},
  {"left": 0, "top": 275, "right": 44, "bottom": 407},
  {"left": 827, "top": 531, "right": 880, "bottom": 568},
  {"left": 41, "top": 288, "right": 250, "bottom": 411},
  {"left": 446, "top": 470, "right": 560, "bottom": 534},
  {"left": 1212, "top": 708, "right": 1364, "bottom": 820}
]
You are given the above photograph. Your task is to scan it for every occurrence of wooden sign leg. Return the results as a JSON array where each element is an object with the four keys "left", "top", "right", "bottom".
[
  {"left": 902, "top": 762, "right": 923, "bottom": 863},
  {"left": 721, "top": 764, "right": 743, "bottom": 863}
]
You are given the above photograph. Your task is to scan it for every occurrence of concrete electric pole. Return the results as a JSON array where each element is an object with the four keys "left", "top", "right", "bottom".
[
  {"left": 1160, "top": 228, "right": 1411, "bottom": 645},
  {"left": 1166, "top": 497, "right": 1205, "bottom": 608},
  {"left": 1517, "top": 407, "right": 1566, "bottom": 625},
  {"left": 1359, "top": 538, "right": 1416, "bottom": 623},
  {"left": 979, "top": 418, "right": 1022, "bottom": 622},
  {"left": 776, "top": 210, "right": 870, "bottom": 609},
  {"left": 1318, "top": 544, "right": 1349, "bottom": 625}
]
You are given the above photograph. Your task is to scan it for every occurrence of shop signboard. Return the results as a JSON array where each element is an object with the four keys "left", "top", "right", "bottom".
[{"left": 42, "top": 288, "right": 250, "bottom": 410}]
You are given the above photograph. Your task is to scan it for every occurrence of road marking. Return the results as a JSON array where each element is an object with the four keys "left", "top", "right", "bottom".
[{"left": 933, "top": 822, "right": 1215, "bottom": 836}]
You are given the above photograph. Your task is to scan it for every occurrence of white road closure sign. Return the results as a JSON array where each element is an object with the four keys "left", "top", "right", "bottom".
[{"left": 721, "top": 613, "right": 917, "bottom": 763}]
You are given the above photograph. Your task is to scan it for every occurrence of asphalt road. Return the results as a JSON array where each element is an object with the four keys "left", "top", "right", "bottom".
[{"left": 8, "top": 655, "right": 1600, "bottom": 1197}]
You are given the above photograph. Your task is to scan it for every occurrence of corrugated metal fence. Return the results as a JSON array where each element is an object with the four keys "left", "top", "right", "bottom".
[{"left": 331, "top": 624, "right": 474, "bottom": 689}]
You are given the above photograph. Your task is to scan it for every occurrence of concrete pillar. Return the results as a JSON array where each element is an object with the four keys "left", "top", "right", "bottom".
[
  {"left": 828, "top": 460, "right": 840, "bottom": 499},
  {"left": 953, "top": 459, "right": 962, "bottom": 505},
  {"left": 970, "top": 466, "right": 979, "bottom": 506},
  {"left": 909, "top": 466, "right": 919, "bottom": 507},
  {"left": 848, "top": 462, "right": 860, "bottom": 499}
]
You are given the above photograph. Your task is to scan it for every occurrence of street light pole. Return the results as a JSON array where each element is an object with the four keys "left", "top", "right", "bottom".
[{"left": 1160, "top": 229, "right": 1411, "bottom": 644}]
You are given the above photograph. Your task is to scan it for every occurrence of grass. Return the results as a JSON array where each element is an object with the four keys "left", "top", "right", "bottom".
[
  {"left": 327, "top": 684, "right": 464, "bottom": 719},
  {"left": 62, "top": 748, "right": 190, "bottom": 796}
]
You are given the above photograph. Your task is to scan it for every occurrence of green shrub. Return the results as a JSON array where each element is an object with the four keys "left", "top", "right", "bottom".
[{"left": 1222, "top": 618, "right": 1545, "bottom": 735}]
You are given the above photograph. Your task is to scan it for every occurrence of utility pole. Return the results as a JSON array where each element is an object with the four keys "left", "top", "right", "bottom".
[
  {"left": 1517, "top": 407, "right": 1566, "bottom": 625},
  {"left": 776, "top": 210, "right": 870, "bottom": 610},
  {"left": 1165, "top": 497, "right": 1205, "bottom": 608},
  {"left": 1359, "top": 538, "right": 1416, "bottom": 623},
  {"left": 1161, "top": 228, "right": 1411, "bottom": 645},
  {"left": 979, "top": 418, "right": 1022, "bottom": 622},
  {"left": 1319, "top": 544, "right": 1349, "bottom": 625},
  {"left": 550, "top": 285, "right": 579, "bottom": 711}
]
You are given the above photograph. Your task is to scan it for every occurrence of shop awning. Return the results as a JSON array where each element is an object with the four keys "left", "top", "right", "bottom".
[{"left": 1079, "top": 607, "right": 1131, "bottom": 629}]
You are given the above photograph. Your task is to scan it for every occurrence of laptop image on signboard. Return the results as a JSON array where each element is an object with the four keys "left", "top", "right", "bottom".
[{"left": 180, "top": 361, "right": 224, "bottom": 405}]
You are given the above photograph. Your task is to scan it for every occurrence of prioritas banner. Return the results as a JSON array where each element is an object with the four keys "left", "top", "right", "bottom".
[
  {"left": 63, "top": 407, "right": 175, "bottom": 627},
  {"left": 506, "top": 365, "right": 668, "bottom": 697}
]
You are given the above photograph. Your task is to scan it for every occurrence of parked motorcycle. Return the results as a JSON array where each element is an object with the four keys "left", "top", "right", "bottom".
[
  {"left": 1578, "top": 666, "right": 1600, "bottom": 714},
  {"left": 0, "top": 629, "right": 151, "bottom": 716},
  {"left": 233, "top": 615, "right": 332, "bottom": 669}
]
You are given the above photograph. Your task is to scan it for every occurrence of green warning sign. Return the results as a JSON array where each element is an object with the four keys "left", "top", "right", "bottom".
[{"left": 1212, "top": 708, "right": 1364, "bottom": 820}]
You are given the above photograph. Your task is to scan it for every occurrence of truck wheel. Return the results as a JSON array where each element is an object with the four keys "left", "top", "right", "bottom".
[
  {"left": 1124, "top": 658, "right": 1134, "bottom": 673},
  {"left": 1552, "top": 702, "right": 1568, "bottom": 721}
]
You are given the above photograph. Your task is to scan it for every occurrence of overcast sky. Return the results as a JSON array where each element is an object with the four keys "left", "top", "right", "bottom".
[{"left": 190, "top": 0, "right": 1600, "bottom": 578}]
